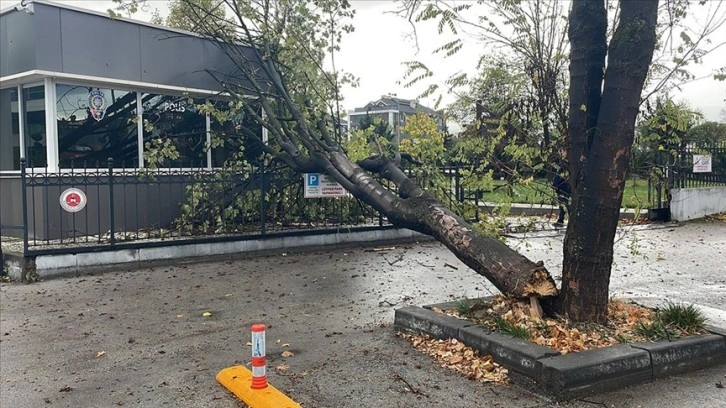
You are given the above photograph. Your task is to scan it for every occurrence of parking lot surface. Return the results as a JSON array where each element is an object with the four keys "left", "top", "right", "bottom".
[{"left": 1, "top": 220, "right": 725, "bottom": 407}]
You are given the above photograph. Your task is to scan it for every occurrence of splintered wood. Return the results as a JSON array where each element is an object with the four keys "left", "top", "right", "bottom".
[
  {"left": 522, "top": 268, "right": 558, "bottom": 297},
  {"left": 528, "top": 296, "right": 544, "bottom": 319}
]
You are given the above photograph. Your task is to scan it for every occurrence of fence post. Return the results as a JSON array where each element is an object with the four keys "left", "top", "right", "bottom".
[
  {"left": 108, "top": 158, "right": 115, "bottom": 246},
  {"left": 20, "top": 158, "right": 29, "bottom": 256},
  {"left": 457, "top": 168, "right": 465, "bottom": 203},
  {"left": 475, "top": 190, "right": 481, "bottom": 222},
  {"left": 259, "top": 162, "right": 266, "bottom": 235}
]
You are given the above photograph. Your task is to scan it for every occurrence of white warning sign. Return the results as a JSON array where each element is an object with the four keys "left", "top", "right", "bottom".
[{"left": 303, "top": 173, "right": 346, "bottom": 198}]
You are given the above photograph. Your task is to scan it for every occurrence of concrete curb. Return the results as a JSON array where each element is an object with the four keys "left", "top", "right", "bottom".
[
  {"left": 2, "top": 227, "right": 428, "bottom": 281},
  {"left": 630, "top": 334, "right": 726, "bottom": 378},
  {"left": 394, "top": 304, "right": 726, "bottom": 400},
  {"left": 394, "top": 306, "right": 474, "bottom": 340}
]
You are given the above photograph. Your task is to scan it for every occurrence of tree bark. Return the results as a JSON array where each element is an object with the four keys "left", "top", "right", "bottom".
[
  {"left": 354, "top": 155, "right": 557, "bottom": 299},
  {"left": 561, "top": 0, "right": 658, "bottom": 323},
  {"left": 391, "top": 194, "right": 557, "bottom": 298}
]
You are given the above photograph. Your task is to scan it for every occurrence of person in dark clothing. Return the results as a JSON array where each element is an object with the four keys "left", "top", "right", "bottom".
[{"left": 551, "top": 173, "right": 571, "bottom": 227}]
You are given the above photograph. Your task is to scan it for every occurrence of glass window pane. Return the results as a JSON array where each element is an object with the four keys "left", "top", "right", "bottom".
[
  {"left": 0, "top": 88, "right": 21, "bottom": 170},
  {"left": 142, "top": 94, "right": 207, "bottom": 168},
  {"left": 56, "top": 84, "right": 139, "bottom": 168},
  {"left": 24, "top": 85, "right": 46, "bottom": 168},
  {"left": 210, "top": 100, "right": 263, "bottom": 167}
]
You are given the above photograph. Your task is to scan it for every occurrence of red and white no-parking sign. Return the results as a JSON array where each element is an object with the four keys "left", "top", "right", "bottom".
[{"left": 59, "top": 188, "right": 87, "bottom": 213}]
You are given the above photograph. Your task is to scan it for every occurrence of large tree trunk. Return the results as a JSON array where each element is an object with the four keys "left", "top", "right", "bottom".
[
  {"left": 391, "top": 195, "right": 557, "bottom": 298},
  {"left": 562, "top": 0, "right": 658, "bottom": 323},
  {"left": 351, "top": 156, "right": 558, "bottom": 299}
]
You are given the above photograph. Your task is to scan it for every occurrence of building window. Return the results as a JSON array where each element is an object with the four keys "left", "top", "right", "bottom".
[
  {"left": 23, "top": 85, "right": 47, "bottom": 168},
  {"left": 142, "top": 94, "right": 207, "bottom": 168},
  {"left": 56, "top": 84, "right": 139, "bottom": 168},
  {"left": 0, "top": 88, "right": 21, "bottom": 170}
]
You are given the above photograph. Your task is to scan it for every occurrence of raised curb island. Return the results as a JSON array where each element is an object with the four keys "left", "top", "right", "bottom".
[{"left": 394, "top": 304, "right": 726, "bottom": 399}]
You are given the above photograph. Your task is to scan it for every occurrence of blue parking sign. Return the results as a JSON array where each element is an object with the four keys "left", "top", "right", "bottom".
[{"left": 307, "top": 174, "right": 319, "bottom": 187}]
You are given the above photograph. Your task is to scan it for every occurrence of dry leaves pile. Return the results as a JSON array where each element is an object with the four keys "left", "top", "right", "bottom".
[
  {"left": 398, "top": 333, "right": 509, "bottom": 384},
  {"left": 618, "top": 217, "right": 652, "bottom": 226},
  {"left": 440, "top": 296, "right": 656, "bottom": 354},
  {"left": 400, "top": 298, "right": 659, "bottom": 385}
]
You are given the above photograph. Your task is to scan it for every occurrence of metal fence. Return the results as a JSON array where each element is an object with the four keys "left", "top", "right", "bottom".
[
  {"left": 674, "top": 142, "right": 726, "bottom": 188},
  {"left": 648, "top": 142, "right": 726, "bottom": 209},
  {"left": 1, "top": 159, "right": 486, "bottom": 257}
]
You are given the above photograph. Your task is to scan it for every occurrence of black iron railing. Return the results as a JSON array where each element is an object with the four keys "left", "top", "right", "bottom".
[
  {"left": 647, "top": 142, "right": 726, "bottom": 209},
  {"left": 1, "top": 159, "right": 490, "bottom": 256},
  {"left": 675, "top": 142, "right": 726, "bottom": 188}
]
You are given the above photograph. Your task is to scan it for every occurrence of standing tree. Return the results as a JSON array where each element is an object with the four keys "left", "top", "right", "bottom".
[
  {"left": 562, "top": 0, "right": 658, "bottom": 322},
  {"left": 685, "top": 121, "right": 726, "bottom": 146},
  {"left": 401, "top": 0, "right": 571, "bottom": 159},
  {"left": 401, "top": 0, "right": 721, "bottom": 323}
]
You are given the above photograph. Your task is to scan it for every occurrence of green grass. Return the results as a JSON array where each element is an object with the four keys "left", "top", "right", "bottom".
[
  {"left": 455, "top": 298, "right": 472, "bottom": 316},
  {"left": 481, "top": 178, "right": 654, "bottom": 209},
  {"left": 494, "top": 317, "right": 532, "bottom": 339},
  {"left": 633, "top": 320, "right": 675, "bottom": 340},
  {"left": 658, "top": 302, "right": 707, "bottom": 331},
  {"left": 633, "top": 302, "right": 706, "bottom": 341}
]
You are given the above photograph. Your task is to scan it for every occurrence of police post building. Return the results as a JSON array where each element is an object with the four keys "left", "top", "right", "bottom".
[{"left": 0, "top": 0, "right": 263, "bottom": 244}]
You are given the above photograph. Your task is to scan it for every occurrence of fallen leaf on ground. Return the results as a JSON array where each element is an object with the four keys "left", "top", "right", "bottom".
[
  {"left": 202, "top": 311, "right": 212, "bottom": 317},
  {"left": 275, "top": 364, "right": 289, "bottom": 373},
  {"left": 398, "top": 333, "right": 509, "bottom": 384},
  {"left": 96, "top": 351, "right": 106, "bottom": 358},
  {"left": 281, "top": 350, "right": 294, "bottom": 358},
  {"left": 434, "top": 296, "right": 669, "bottom": 354}
]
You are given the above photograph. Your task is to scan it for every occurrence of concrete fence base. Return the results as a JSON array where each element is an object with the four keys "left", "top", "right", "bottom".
[
  {"left": 670, "top": 187, "right": 726, "bottom": 221},
  {"left": 3, "top": 228, "right": 425, "bottom": 281}
]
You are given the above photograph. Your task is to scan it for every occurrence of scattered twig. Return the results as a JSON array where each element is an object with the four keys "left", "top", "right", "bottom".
[
  {"left": 364, "top": 246, "right": 396, "bottom": 252},
  {"left": 444, "top": 262, "right": 458, "bottom": 270},
  {"left": 392, "top": 372, "right": 429, "bottom": 397},
  {"left": 379, "top": 300, "right": 398, "bottom": 307},
  {"left": 415, "top": 260, "right": 435, "bottom": 268},
  {"left": 577, "top": 398, "right": 608, "bottom": 407},
  {"left": 382, "top": 254, "right": 404, "bottom": 266}
]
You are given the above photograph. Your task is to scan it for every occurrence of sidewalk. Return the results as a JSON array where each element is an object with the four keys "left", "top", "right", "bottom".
[
  {"left": 480, "top": 201, "right": 648, "bottom": 219},
  {"left": 1, "top": 220, "right": 724, "bottom": 407}
]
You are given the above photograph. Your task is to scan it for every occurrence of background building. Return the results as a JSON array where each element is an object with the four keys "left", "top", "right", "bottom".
[
  {"left": 0, "top": 0, "right": 258, "bottom": 240},
  {"left": 347, "top": 95, "right": 443, "bottom": 144}
]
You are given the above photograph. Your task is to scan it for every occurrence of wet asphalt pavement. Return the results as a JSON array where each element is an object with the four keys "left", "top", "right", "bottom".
[{"left": 1, "top": 218, "right": 725, "bottom": 408}]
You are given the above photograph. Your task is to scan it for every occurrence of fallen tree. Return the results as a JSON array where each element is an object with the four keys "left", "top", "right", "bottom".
[{"left": 115, "top": 0, "right": 666, "bottom": 323}]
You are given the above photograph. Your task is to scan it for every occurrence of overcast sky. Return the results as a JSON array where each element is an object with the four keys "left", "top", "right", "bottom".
[{"left": 3, "top": 0, "right": 725, "bottom": 121}]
